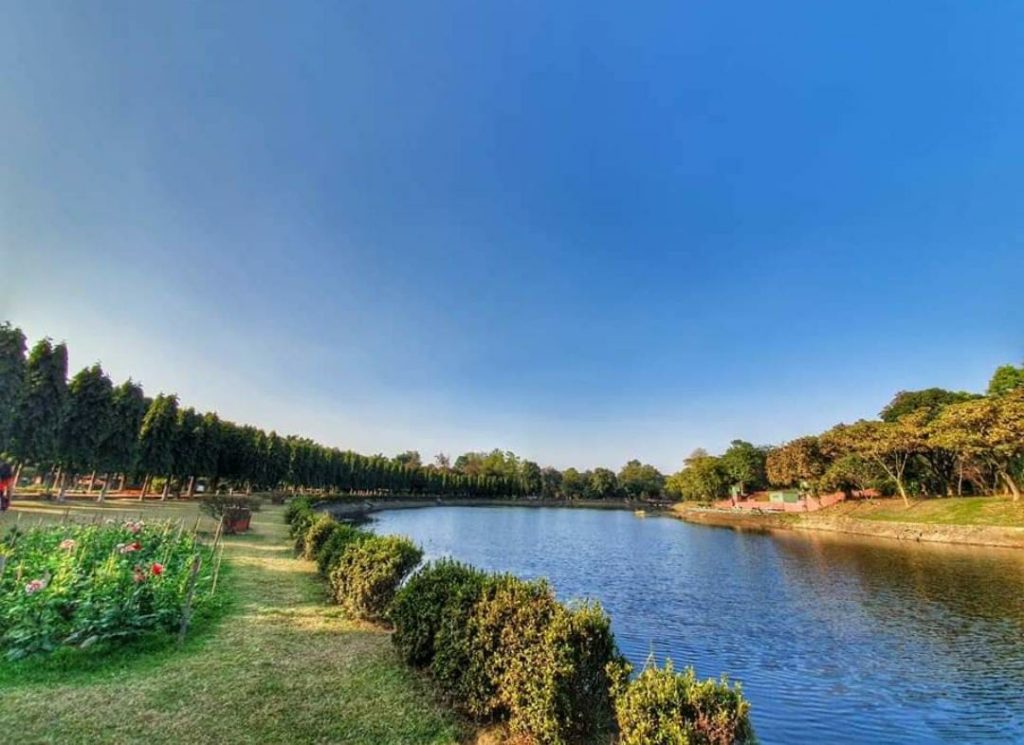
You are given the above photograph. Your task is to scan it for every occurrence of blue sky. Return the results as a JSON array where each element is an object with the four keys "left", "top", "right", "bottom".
[{"left": 3, "top": 1, "right": 1022, "bottom": 471}]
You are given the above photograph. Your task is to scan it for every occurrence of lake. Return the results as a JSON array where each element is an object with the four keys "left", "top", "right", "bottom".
[{"left": 369, "top": 505, "right": 1024, "bottom": 744}]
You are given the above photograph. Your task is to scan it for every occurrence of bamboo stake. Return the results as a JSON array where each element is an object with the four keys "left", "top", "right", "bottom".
[
  {"left": 177, "top": 554, "right": 203, "bottom": 646},
  {"left": 211, "top": 542, "right": 225, "bottom": 595}
]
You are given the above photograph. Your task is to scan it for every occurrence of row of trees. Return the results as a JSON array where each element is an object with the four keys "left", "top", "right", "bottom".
[
  {"left": 0, "top": 323, "right": 668, "bottom": 502},
  {"left": 666, "top": 366, "right": 1024, "bottom": 503}
]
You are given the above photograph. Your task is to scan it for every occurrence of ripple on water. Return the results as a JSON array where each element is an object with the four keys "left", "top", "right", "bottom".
[{"left": 370, "top": 506, "right": 1024, "bottom": 744}]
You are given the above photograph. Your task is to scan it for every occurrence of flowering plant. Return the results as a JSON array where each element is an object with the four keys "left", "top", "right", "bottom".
[{"left": 0, "top": 518, "right": 215, "bottom": 660}]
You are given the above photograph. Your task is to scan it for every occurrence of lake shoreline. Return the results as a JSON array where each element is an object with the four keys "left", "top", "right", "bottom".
[{"left": 671, "top": 504, "right": 1024, "bottom": 549}]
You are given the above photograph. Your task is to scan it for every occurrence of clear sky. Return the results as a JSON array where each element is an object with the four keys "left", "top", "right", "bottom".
[{"left": 2, "top": 2, "right": 1022, "bottom": 471}]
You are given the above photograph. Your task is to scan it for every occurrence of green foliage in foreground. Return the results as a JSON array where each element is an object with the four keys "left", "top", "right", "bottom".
[
  {"left": 613, "top": 660, "right": 756, "bottom": 745},
  {"left": 0, "top": 518, "right": 214, "bottom": 660}
]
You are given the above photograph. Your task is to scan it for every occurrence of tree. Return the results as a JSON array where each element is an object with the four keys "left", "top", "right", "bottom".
[
  {"left": 880, "top": 388, "right": 979, "bottom": 423},
  {"left": 931, "top": 391, "right": 1024, "bottom": 500},
  {"left": 719, "top": 441, "right": 768, "bottom": 494},
  {"left": 819, "top": 454, "right": 887, "bottom": 496},
  {"left": 519, "top": 460, "right": 542, "bottom": 495},
  {"left": 766, "top": 437, "right": 827, "bottom": 492},
  {"left": 60, "top": 364, "right": 115, "bottom": 488},
  {"left": 137, "top": 394, "right": 180, "bottom": 499},
  {"left": 587, "top": 467, "right": 619, "bottom": 500},
  {"left": 434, "top": 452, "right": 451, "bottom": 469},
  {"left": 561, "top": 467, "right": 586, "bottom": 500},
  {"left": 540, "top": 466, "right": 562, "bottom": 499},
  {"left": 394, "top": 450, "right": 422, "bottom": 468},
  {"left": 618, "top": 459, "right": 665, "bottom": 500},
  {"left": 97, "top": 380, "right": 148, "bottom": 496},
  {"left": 987, "top": 364, "right": 1024, "bottom": 397},
  {"left": 11, "top": 339, "right": 68, "bottom": 477},
  {"left": 820, "top": 414, "right": 928, "bottom": 505},
  {"left": 665, "top": 452, "right": 728, "bottom": 501},
  {"left": 0, "top": 322, "right": 27, "bottom": 455}
]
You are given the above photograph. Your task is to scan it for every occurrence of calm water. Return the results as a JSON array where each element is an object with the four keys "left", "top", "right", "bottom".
[{"left": 369, "top": 506, "right": 1024, "bottom": 744}]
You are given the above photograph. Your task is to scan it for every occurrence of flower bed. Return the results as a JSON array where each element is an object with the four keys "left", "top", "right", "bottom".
[{"left": 0, "top": 518, "right": 215, "bottom": 660}]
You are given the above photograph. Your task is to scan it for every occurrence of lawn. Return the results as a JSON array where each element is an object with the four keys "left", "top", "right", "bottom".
[
  {"left": 826, "top": 495, "right": 1024, "bottom": 528},
  {"left": 0, "top": 500, "right": 467, "bottom": 745}
]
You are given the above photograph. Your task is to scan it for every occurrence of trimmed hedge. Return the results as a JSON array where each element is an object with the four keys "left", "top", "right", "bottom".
[
  {"left": 614, "top": 661, "right": 756, "bottom": 745},
  {"left": 302, "top": 515, "right": 339, "bottom": 561},
  {"left": 328, "top": 535, "right": 423, "bottom": 621},
  {"left": 281, "top": 499, "right": 755, "bottom": 745},
  {"left": 391, "top": 559, "right": 488, "bottom": 668},
  {"left": 314, "top": 523, "right": 368, "bottom": 576}
]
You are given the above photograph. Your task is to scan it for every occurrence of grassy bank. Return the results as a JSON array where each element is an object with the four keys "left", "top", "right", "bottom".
[
  {"left": 0, "top": 501, "right": 466, "bottom": 745},
  {"left": 674, "top": 495, "right": 1024, "bottom": 549}
]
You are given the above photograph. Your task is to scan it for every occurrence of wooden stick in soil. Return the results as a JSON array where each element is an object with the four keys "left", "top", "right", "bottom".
[
  {"left": 177, "top": 554, "right": 203, "bottom": 646},
  {"left": 211, "top": 541, "right": 225, "bottom": 595}
]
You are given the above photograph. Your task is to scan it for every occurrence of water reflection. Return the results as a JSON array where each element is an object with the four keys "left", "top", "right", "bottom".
[{"left": 369, "top": 506, "right": 1024, "bottom": 744}]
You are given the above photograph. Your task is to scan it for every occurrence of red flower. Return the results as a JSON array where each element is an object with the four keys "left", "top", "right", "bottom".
[
  {"left": 119, "top": 541, "right": 142, "bottom": 555},
  {"left": 151, "top": 562, "right": 164, "bottom": 576}
]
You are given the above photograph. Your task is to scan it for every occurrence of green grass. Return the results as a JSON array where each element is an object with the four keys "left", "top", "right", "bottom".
[
  {"left": 826, "top": 495, "right": 1024, "bottom": 527},
  {"left": 0, "top": 500, "right": 467, "bottom": 745}
]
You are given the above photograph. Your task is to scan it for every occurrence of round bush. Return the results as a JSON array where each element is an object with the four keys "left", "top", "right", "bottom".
[
  {"left": 391, "top": 559, "right": 488, "bottom": 668},
  {"left": 302, "top": 515, "right": 339, "bottom": 561},
  {"left": 328, "top": 535, "right": 422, "bottom": 621},
  {"left": 614, "top": 661, "right": 756, "bottom": 745},
  {"left": 315, "top": 523, "right": 369, "bottom": 576}
]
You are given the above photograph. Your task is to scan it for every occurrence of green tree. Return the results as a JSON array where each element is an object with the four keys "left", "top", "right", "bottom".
[
  {"left": 137, "top": 394, "right": 180, "bottom": 499},
  {"left": 820, "top": 413, "right": 928, "bottom": 505},
  {"left": 880, "top": 388, "right": 980, "bottom": 422},
  {"left": 394, "top": 450, "right": 422, "bottom": 468},
  {"left": 561, "top": 467, "right": 586, "bottom": 500},
  {"left": 618, "top": 459, "right": 665, "bottom": 500},
  {"left": 987, "top": 364, "right": 1024, "bottom": 397},
  {"left": 931, "top": 391, "right": 1024, "bottom": 500},
  {"left": 519, "top": 460, "right": 542, "bottom": 495},
  {"left": 11, "top": 339, "right": 68, "bottom": 479},
  {"left": 540, "top": 466, "right": 562, "bottom": 499},
  {"left": 60, "top": 364, "right": 115, "bottom": 491},
  {"left": 719, "top": 440, "right": 768, "bottom": 494},
  {"left": 97, "top": 380, "right": 148, "bottom": 499},
  {"left": 587, "top": 467, "right": 619, "bottom": 500},
  {"left": 665, "top": 451, "right": 729, "bottom": 502},
  {"left": 0, "top": 322, "right": 27, "bottom": 455},
  {"left": 766, "top": 436, "right": 827, "bottom": 492}
]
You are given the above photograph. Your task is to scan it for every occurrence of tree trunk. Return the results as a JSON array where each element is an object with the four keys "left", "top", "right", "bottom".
[
  {"left": 86, "top": 471, "right": 96, "bottom": 494},
  {"left": 186, "top": 475, "right": 196, "bottom": 498},
  {"left": 1002, "top": 471, "right": 1021, "bottom": 502},
  {"left": 140, "top": 475, "right": 150, "bottom": 500},
  {"left": 896, "top": 479, "right": 909, "bottom": 506},
  {"left": 56, "top": 470, "right": 67, "bottom": 502},
  {"left": 98, "top": 473, "right": 110, "bottom": 503},
  {"left": 11, "top": 463, "right": 20, "bottom": 497},
  {"left": 161, "top": 477, "right": 171, "bottom": 501},
  {"left": 118, "top": 473, "right": 127, "bottom": 492}
]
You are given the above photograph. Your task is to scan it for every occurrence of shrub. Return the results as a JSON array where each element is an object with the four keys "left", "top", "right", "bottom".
[
  {"left": 430, "top": 572, "right": 497, "bottom": 715},
  {"left": 198, "top": 494, "right": 261, "bottom": 521},
  {"left": 391, "top": 559, "right": 488, "bottom": 668},
  {"left": 284, "top": 497, "right": 314, "bottom": 539},
  {"left": 315, "top": 523, "right": 369, "bottom": 576},
  {"left": 302, "top": 515, "right": 339, "bottom": 561},
  {"left": 328, "top": 535, "right": 422, "bottom": 621},
  {"left": 614, "top": 660, "right": 756, "bottom": 745},
  {"left": 504, "top": 601, "right": 621, "bottom": 744}
]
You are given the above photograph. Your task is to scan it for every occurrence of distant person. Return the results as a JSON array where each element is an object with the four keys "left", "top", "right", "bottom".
[{"left": 0, "top": 462, "right": 12, "bottom": 512}]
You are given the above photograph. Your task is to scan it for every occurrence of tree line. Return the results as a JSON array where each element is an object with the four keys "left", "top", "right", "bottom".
[
  {"left": 0, "top": 323, "right": 666, "bottom": 502},
  {"left": 3, "top": 321, "right": 1020, "bottom": 504},
  {"left": 665, "top": 365, "right": 1024, "bottom": 503}
]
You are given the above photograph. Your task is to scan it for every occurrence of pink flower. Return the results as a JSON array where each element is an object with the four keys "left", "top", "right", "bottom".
[
  {"left": 25, "top": 578, "right": 47, "bottom": 595},
  {"left": 59, "top": 538, "right": 77, "bottom": 550},
  {"left": 118, "top": 541, "right": 142, "bottom": 554},
  {"left": 125, "top": 521, "right": 144, "bottom": 535},
  {"left": 132, "top": 566, "right": 146, "bottom": 583},
  {"left": 150, "top": 562, "right": 165, "bottom": 576}
]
